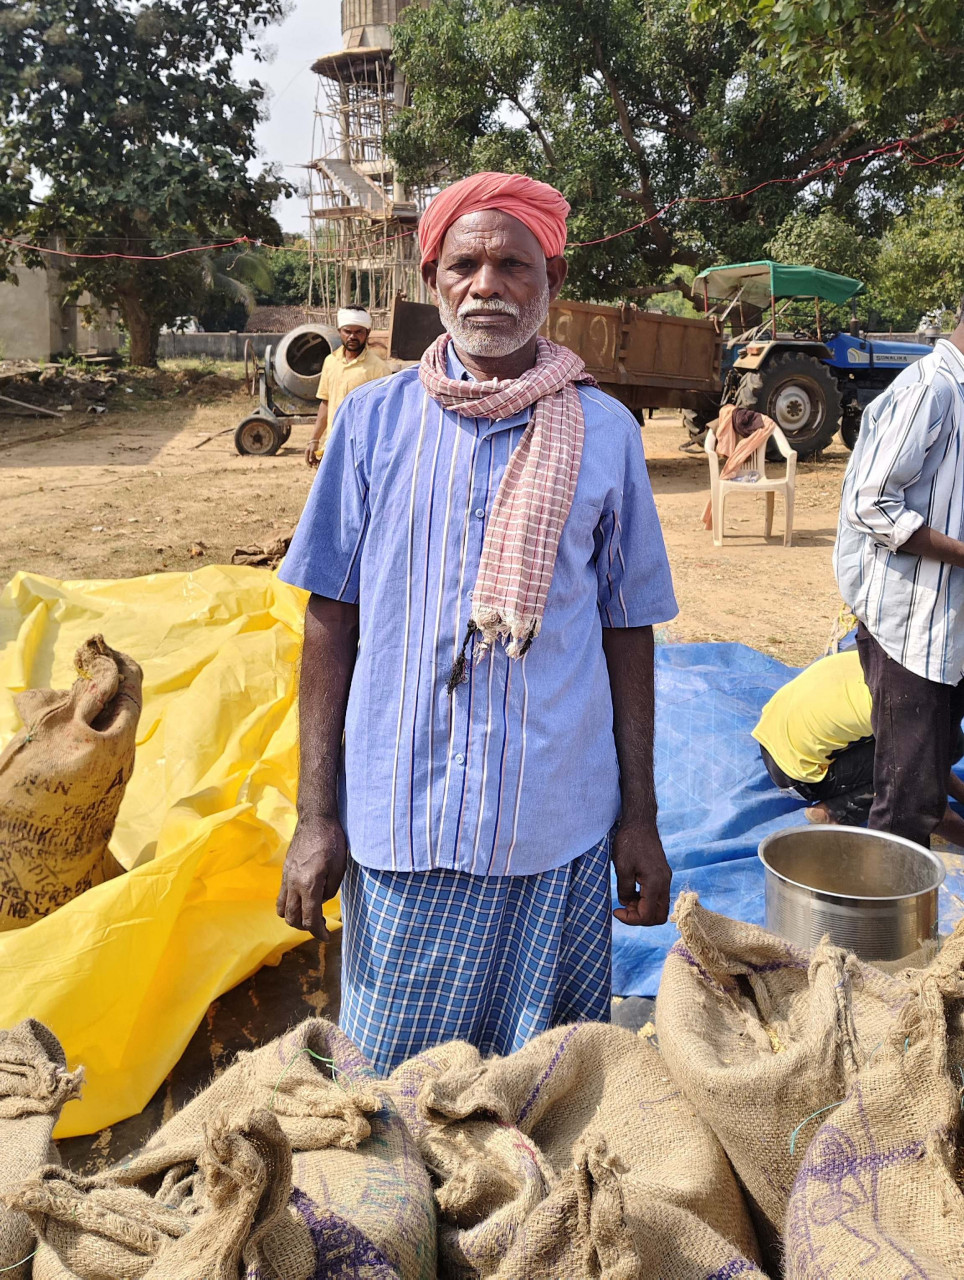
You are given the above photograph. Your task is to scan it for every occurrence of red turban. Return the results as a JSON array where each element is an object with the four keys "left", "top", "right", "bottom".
[{"left": 418, "top": 172, "right": 570, "bottom": 267}]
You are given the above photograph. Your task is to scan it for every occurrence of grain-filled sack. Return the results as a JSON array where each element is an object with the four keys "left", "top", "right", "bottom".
[
  {"left": 15, "top": 1020, "right": 435, "bottom": 1280},
  {"left": 785, "top": 954, "right": 964, "bottom": 1280},
  {"left": 0, "top": 1020, "right": 82, "bottom": 1280},
  {"left": 655, "top": 893, "right": 910, "bottom": 1264},
  {"left": 16, "top": 1109, "right": 308, "bottom": 1280},
  {"left": 389, "top": 1022, "right": 766, "bottom": 1280},
  {"left": 0, "top": 635, "right": 141, "bottom": 929}
]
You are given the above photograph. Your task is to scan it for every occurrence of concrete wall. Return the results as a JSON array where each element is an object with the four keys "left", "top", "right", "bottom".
[
  {"left": 866, "top": 332, "right": 936, "bottom": 345},
  {"left": 0, "top": 262, "right": 120, "bottom": 361},
  {"left": 0, "top": 265, "right": 59, "bottom": 361},
  {"left": 157, "top": 331, "right": 283, "bottom": 360}
]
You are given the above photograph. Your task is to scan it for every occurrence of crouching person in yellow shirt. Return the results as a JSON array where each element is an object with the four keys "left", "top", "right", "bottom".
[
  {"left": 305, "top": 307, "right": 391, "bottom": 468},
  {"left": 753, "top": 648, "right": 964, "bottom": 839}
]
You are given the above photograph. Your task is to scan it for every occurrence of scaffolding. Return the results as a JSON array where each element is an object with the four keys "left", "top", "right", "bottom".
[{"left": 308, "top": 3, "right": 430, "bottom": 329}]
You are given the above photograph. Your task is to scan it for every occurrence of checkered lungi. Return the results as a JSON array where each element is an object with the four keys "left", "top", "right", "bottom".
[{"left": 339, "top": 834, "right": 613, "bottom": 1076}]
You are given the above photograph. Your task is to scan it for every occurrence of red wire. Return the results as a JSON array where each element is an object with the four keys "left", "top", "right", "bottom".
[
  {"left": 2, "top": 122, "right": 962, "bottom": 262},
  {"left": 0, "top": 233, "right": 252, "bottom": 260}
]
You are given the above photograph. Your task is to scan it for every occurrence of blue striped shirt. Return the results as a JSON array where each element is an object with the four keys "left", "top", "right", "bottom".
[
  {"left": 835, "top": 339, "right": 964, "bottom": 684},
  {"left": 280, "top": 347, "right": 677, "bottom": 876}
]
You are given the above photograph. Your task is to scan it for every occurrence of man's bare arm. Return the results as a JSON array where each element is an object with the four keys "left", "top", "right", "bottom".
[
  {"left": 305, "top": 401, "right": 329, "bottom": 468},
  {"left": 602, "top": 624, "right": 672, "bottom": 926},
  {"left": 901, "top": 525, "right": 964, "bottom": 569},
  {"left": 276, "top": 594, "right": 359, "bottom": 938},
  {"left": 935, "top": 805, "right": 964, "bottom": 846}
]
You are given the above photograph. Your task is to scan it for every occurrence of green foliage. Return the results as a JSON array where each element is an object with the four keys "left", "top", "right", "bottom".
[
  {"left": 645, "top": 267, "right": 701, "bottom": 318},
  {"left": 258, "top": 241, "right": 312, "bottom": 306},
  {"left": 387, "top": 0, "right": 962, "bottom": 304},
  {"left": 872, "top": 187, "right": 964, "bottom": 329},
  {"left": 0, "top": 155, "right": 30, "bottom": 280},
  {"left": 690, "top": 0, "right": 964, "bottom": 105},
  {"left": 766, "top": 208, "right": 871, "bottom": 281},
  {"left": 763, "top": 206, "right": 873, "bottom": 330},
  {"left": 0, "top": 0, "right": 293, "bottom": 364}
]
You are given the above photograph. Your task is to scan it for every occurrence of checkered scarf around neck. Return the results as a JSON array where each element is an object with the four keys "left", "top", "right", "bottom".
[{"left": 419, "top": 332, "right": 597, "bottom": 692}]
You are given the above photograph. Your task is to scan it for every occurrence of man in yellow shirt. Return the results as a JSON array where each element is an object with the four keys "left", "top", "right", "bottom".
[
  {"left": 753, "top": 649, "right": 964, "bottom": 838},
  {"left": 304, "top": 307, "right": 391, "bottom": 468}
]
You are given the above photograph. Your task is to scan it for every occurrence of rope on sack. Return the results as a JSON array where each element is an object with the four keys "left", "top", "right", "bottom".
[
  {"left": 0, "top": 1252, "right": 37, "bottom": 1274},
  {"left": 270, "top": 1047, "right": 346, "bottom": 1108},
  {"left": 789, "top": 1101, "right": 843, "bottom": 1155}
]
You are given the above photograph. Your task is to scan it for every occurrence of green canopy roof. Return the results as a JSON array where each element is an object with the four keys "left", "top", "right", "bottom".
[{"left": 693, "top": 260, "right": 865, "bottom": 307}]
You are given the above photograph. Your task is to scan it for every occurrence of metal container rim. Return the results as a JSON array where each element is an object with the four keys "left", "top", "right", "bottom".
[{"left": 758, "top": 824, "right": 946, "bottom": 902}]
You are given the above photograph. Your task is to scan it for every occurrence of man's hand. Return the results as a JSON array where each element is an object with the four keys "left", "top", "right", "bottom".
[
  {"left": 611, "top": 820, "right": 672, "bottom": 926},
  {"left": 276, "top": 813, "right": 348, "bottom": 940},
  {"left": 304, "top": 441, "right": 321, "bottom": 468}
]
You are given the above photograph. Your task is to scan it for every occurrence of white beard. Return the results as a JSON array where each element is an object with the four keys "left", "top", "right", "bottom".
[{"left": 438, "top": 285, "right": 550, "bottom": 359}]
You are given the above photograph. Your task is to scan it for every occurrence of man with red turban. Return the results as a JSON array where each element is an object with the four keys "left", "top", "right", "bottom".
[{"left": 278, "top": 172, "right": 678, "bottom": 1074}]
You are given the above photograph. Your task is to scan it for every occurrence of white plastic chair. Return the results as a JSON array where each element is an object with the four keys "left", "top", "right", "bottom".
[{"left": 704, "top": 424, "right": 796, "bottom": 547}]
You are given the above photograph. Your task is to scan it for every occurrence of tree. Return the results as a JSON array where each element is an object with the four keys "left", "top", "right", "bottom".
[
  {"left": 766, "top": 208, "right": 871, "bottom": 282},
  {"left": 196, "top": 242, "right": 276, "bottom": 332},
  {"left": 690, "top": 0, "right": 964, "bottom": 105},
  {"left": 256, "top": 240, "right": 313, "bottom": 306},
  {"left": 0, "top": 154, "right": 30, "bottom": 282},
  {"left": 0, "top": 0, "right": 292, "bottom": 365},
  {"left": 872, "top": 187, "right": 964, "bottom": 329},
  {"left": 387, "top": 0, "right": 963, "bottom": 303}
]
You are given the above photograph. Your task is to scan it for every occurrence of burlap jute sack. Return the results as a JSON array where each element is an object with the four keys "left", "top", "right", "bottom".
[
  {"left": 785, "top": 953, "right": 964, "bottom": 1279},
  {"left": 16, "top": 1108, "right": 311, "bottom": 1280},
  {"left": 15, "top": 1019, "right": 436, "bottom": 1280},
  {"left": 388, "top": 1022, "right": 766, "bottom": 1280},
  {"left": 0, "top": 635, "right": 141, "bottom": 930},
  {"left": 0, "top": 1020, "right": 83, "bottom": 1280},
  {"left": 655, "top": 892, "right": 910, "bottom": 1265}
]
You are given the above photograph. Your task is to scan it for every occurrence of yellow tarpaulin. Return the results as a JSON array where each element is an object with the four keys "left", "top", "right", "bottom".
[{"left": 0, "top": 565, "right": 334, "bottom": 1138}]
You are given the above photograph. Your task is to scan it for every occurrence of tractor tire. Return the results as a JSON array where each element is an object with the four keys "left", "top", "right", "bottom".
[
  {"left": 736, "top": 353, "right": 842, "bottom": 458},
  {"left": 840, "top": 417, "right": 861, "bottom": 451},
  {"left": 235, "top": 415, "right": 284, "bottom": 456},
  {"left": 682, "top": 392, "right": 720, "bottom": 446}
]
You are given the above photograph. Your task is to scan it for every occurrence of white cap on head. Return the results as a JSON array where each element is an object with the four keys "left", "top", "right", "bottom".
[{"left": 337, "top": 306, "right": 373, "bottom": 330}]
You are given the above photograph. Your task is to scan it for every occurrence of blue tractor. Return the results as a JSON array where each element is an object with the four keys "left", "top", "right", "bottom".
[{"left": 689, "top": 261, "right": 934, "bottom": 456}]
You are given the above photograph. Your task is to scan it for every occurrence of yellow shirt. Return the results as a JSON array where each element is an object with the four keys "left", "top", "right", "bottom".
[
  {"left": 317, "top": 345, "right": 391, "bottom": 420},
  {"left": 752, "top": 649, "right": 873, "bottom": 783}
]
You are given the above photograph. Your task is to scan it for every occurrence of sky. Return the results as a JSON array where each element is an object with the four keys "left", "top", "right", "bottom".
[{"left": 235, "top": 1, "right": 345, "bottom": 236}]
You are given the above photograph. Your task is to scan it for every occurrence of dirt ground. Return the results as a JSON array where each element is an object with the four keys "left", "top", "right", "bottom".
[{"left": 0, "top": 366, "right": 851, "bottom": 666}]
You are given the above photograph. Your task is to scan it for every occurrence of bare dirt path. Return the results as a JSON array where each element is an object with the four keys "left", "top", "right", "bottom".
[{"left": 0, "top": 386, "right": 851, "bottom": 666}]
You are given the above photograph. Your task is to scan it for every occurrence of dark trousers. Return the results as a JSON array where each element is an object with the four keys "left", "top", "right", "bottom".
[
  {"left": 856, "top": 622, "right": 964, "bottom": 847},
  {"left": 760, "top": 739, "right": 876, "bottom": 825}
]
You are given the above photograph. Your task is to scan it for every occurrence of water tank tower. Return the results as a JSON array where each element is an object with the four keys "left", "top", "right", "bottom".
[{"left": 310, "top": 1, "right": 429, "bottom": 325}]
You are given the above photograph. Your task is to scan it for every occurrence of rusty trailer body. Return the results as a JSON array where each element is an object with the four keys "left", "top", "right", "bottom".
[
  {"left": 542, "top": 299, "right": 721, "bottom": 414},
  {"left": 388, "top": 297, "right": 722, "bottom": 417}
]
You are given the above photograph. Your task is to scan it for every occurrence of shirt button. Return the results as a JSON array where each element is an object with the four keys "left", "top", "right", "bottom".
[
  {"left": 474, "top": 507, "right": 485, "bottom": 519},
  {"left": 455, "top": 753, "right": 466, "bottom": 765}
]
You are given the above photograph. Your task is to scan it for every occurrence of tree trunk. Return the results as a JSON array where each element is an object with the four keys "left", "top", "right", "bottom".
[{"left": 119, "top": 294, "right": 160, "bottom": 368}]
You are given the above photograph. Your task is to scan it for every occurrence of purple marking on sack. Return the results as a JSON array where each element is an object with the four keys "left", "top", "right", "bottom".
[
  {"left": 788, "top": 1120, "right": 942, "bottom": 1279},
  {"left": 290, "top": 1188, "right": 401, "bottom": 1278},
  {"left": 669, "top": 943, "right": 730, "bottom": 992},
  {"left": 745, "top": 956, "right": 809, "bottom": 973},
  {"left": 518, "top": 1023, "right": 580, "bottom": 1125},
  {"left": 795, "top": 1125, "right": 925, "bottom": 1192},
  {"left": 637, "top": 1089, "right": 682, "bottom": 1113},
  {"left": 705, "top": 1260, "right": 766, "bottom": 1280}
]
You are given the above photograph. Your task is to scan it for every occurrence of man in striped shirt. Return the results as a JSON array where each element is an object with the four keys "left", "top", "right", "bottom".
[
  {"left": 834, "top": 317, "right": 964, "bottom": 846},
  {"left": 276, "top": 173, "right": 677, "bottom": 1074}
]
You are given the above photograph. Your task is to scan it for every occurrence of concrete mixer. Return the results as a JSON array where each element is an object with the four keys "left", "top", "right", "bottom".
[{"left": 235, "top": 324, "right": 342, "bottom": 455}]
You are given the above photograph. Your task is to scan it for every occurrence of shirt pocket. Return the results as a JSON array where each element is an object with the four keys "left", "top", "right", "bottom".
[{"left": 564, "top": 498, "right": 604, "bottom": 566}]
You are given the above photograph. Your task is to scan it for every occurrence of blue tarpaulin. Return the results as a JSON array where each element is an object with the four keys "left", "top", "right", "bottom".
[{"left": 611, "top": 642, "right": 964, "bottom": 997}]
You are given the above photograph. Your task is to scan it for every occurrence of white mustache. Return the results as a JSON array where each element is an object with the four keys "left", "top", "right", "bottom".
[{"left": 457, "top": 299, "right": 520, "bottom": 319}]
